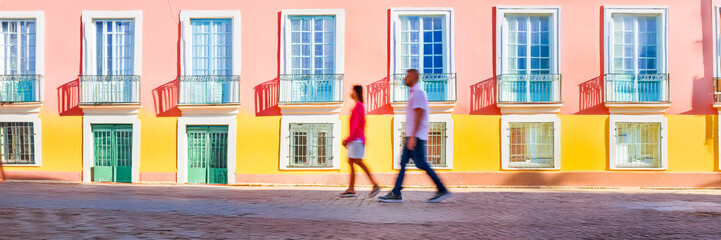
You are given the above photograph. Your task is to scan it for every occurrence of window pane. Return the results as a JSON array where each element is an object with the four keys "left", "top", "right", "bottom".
[
  {"left": 615, "top": 122, "right": 662, "bottom": 168},
  {"left": 288, "top": 123, "right": 334, "bottom": 167},
  {"left": 508, "top": 122, "right": 554, "bottom": 168},
  {"left": 0, "top": 122, "right": 35, "bottom": 164},
  {"left": 191, "top": 19, "right": 232, "bottom": 75}
]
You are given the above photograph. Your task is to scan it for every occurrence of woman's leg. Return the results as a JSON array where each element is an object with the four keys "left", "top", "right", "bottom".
[
  {"left": 353, "top": 159, "right": 378, "bottom": 187},
  {"left": 346, "top": 159, "right": 357, "bottom": 192}
]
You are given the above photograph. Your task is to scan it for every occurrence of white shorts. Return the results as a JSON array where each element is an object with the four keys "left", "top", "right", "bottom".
[{"left": 346, "top": 140, "right": 365, "bottom": 159}]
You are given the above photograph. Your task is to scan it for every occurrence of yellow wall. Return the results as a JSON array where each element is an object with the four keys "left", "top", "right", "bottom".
[{"left": 6, "top": 113, "right": 719, "bottom": 177}]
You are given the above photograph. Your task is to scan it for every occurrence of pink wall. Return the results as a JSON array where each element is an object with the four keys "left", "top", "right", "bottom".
[{"left": 0, "top": 0, "right": 714, "bottom": 116}]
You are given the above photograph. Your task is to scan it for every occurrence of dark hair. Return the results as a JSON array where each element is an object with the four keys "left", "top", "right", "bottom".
[
  {"left": 352, "top": 85, "right": 364, "bottom": 103},
  {"left": 406, "top": 68, "right": 419, "bottom": 75}
]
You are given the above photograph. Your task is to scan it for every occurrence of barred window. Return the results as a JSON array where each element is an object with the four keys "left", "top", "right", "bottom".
[
  {"left": 0, "top": 122, "right": 35, "bottom": 164},
  {"left": 508, "top": 122, "right": 554, "bottom": 168},
  {"left": 288, "top": 123, "right": 333, "bottom": 168},
  {"left": 614, "top": 122, "right": 662, "bottom": 168},
  {"left": 399, "top": 122, "right": 447, "bottom": 167}
]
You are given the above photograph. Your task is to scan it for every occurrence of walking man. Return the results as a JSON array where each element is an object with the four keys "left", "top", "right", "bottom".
[{"left": 379, "top": 69, "right": 451, "bottom": 203}]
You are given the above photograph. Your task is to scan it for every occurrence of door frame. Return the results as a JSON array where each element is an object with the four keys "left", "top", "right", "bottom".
[
  {"left": 82, "top": 114, "right": 140, "bottom": 182},
  {"left": 177, "top": 116, "right": 236, "bottom": 184}
]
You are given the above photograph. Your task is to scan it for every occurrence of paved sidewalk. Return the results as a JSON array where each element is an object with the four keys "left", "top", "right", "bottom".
[{"left": 0, "top": 182, "right": 720, "bottom": 239}]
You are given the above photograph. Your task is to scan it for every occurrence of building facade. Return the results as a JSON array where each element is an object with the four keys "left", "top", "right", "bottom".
[{"left": 1, "top": 0, "right": 720, "bottom": 187}]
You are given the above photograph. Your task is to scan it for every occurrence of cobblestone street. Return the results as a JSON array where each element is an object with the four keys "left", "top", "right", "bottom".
[{"left": 0, "top": 182, "right": 720, "bottom": 239}]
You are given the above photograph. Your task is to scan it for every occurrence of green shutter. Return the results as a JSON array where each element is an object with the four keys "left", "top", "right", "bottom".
[
  {"left": 187, "top": 126, "right": 228, "bottom": 184},
  {"left": 92, "top": 124, "right": 133, "bottom": 182}
]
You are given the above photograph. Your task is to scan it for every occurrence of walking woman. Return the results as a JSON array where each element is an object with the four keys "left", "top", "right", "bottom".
[{"left": 340, "top": 85, "right": 381, "bottom": 198}]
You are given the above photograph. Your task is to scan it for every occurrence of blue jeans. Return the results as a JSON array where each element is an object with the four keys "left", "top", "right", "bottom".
[{"left": 391, "top": 138, "right": 447, "bottom": 195}]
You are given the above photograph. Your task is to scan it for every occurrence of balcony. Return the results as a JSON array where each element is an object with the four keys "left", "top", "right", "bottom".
[
  {"left": 495, "top": 74, "right": 561, "bottom": 114},
  {"left": 178, "top": 75, "right": 240, "bottom": 105},
  {"left": 604, "top": 73, "right": 670, "bottom": 114},
  {"left": 279, "top": 74, "right": 343, "bottom": 104},
  {"left": 0, "top": 75, "right": 42, "bottom": 103},
  {"left": 79, "top": 75, "right": 140, "bottom": 106},
  {"left": 390, "top": 73, "right": 457, "bottom": 103}
]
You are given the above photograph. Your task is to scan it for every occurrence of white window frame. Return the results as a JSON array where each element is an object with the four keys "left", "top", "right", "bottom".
[
  {"left": 280, "top": 114, "right": 341, "bottom": 170},
  {"left": 81, "top": 11, "right": 142, "bottom": 76},
  {"left": 609, "top": 114, "right": 668, "bottom": 170},
  {"left": 180, "top": 10, "right": 241, "bottom": 76},
  {"left": 0, "top": 114, "right": 41, "bottom": 166},
  {"left": 0, "top": 11, "right": 45, "bottom": 102},
  {"left": 82, "top": 114, "right": 140, "bottom": 182},
  {"left": 714, "top": 6, "right": 721, "bottom": 78},
  {"left": 177, "top": 116, "right": 237, "bottom": 184},
  {"left": 603, "top": 6, "right": 668, "bottom": 74},
  {"left": 390, "top": 8, "right": 454, "bottom": 74},
  {"left": 392, "top": 113, "right": 453, "bottom": 170},
  {"left": 280, "top": 9, "right": 345, "bottom": 75},
  {"left": 501, "top": 114, "right": 561, "bottom": 170},
  {"left": 495, "top": 6, "right": 561, "bottom": 75}
]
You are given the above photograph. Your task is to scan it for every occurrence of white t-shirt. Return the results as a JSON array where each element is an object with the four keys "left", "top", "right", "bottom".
[{"left": 405, "top": 83, "right": 429, "bottom": 140}]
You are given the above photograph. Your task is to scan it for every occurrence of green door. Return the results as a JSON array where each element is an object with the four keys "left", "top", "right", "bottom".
[
  {"left": 92, "top": 124, "right": 133, "bottom": 183},
  {"left": 187, "top": 126, "right": 228, "bottom": 184}
]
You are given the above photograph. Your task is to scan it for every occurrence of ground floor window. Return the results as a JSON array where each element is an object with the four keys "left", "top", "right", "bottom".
[
  {"left": 0, "top": 122, "right": 35, "bottom": 164},
  {"left": 288, "top": 123, "right": 334, "bottom": 168},
  {"left": 91, "top": 124, "right": 132, "bottom": 182},
  {"left": 508, "top": 122, "right": 555, "bottom": 168},
  {"left": 398, "top": 122, "right": 448, "bottom": 167},
  {"left": 613, "top": 122, "right": 662, "bottom": 168},
  {"left": 187, "top": 125, "right": 229, "bottom": 184}
]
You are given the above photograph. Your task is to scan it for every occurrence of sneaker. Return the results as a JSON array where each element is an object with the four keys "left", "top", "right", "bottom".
[
  {"left": 428, "top": 190, "right": 451, "bottom": 203},
  {"left": 378, "top": 192, "right": 403, "bottom": 203}
]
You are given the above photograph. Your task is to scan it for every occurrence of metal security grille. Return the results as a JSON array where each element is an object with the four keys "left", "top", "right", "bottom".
[
  {"left": 91, "top": 124, "right": 132, "bottom": 182},
  {"left": 288, "top": 123, "right": 333, "bottom": 168},
  {"left": 187, "top": 126, "right": 228, "bottom": 184},
  {"left": 399, "top": 122, "right": 447, "bottom": 167},
  {"left": 615, "top": 122, "right": 662, "bottom": 168},
  {"left": 0, "top": 122, "right": 34, "bottom": 164},
  {"left": 508, "top": 122, "right": 554, "bottom": 168}
]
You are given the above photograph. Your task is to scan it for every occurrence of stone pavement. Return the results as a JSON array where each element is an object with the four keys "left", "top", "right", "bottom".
[{"left": 0, "top": 182, "right": 720, "bottom": 239}]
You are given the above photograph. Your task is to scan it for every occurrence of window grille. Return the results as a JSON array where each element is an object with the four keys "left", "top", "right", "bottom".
[
  {"left": 614, "top": 122, "right": 662, "bottom": 168},
  {"left": 0, "top": 122, "right": 35, "bottom": 164},
  {"left": 288, "top": 123, "right": 334, "bottom": 168},
  {"left": 399, "top": 122, "right": 447, "bottom": 167},
  {"left": 507, "top": 122, "right": 554, "bottom": 168}
]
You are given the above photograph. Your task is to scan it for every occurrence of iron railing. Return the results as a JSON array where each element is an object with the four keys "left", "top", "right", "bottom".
[
  {"left": 604, "top": 73, "right": 669, "bottom": 103},
  {"left": 279, "top": 74, "right": 343, "bottom": 103},
  {"left": 178, "top": 75, "right": 240, "bottom": 105},
  {"left": 79, "top": 75, "right": 140, "bottom": 104},
  {"left": 0, "top": 75, "right": 42, "bottom": 103},
  {"left": 390, "top": 73, "right": 457, "bottom": 103},
  {"left": 714, "top": 77, "right": 721, "bottom": 104},
  {"left": 497, "top": 74, "right": 561, "bottom": 103}
]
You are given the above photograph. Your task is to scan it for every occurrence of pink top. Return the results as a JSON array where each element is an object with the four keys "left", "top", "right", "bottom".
[{"left": 344, "top": 101, "right": 366, "bottom": 145}]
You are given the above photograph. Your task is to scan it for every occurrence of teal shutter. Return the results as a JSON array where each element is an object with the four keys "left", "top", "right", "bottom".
[
  {"left": 187, "top": 126, "right": 228, "bottom": 184},
  {"left": 92, "top": 124, "right": 133, "bottom": 182}
]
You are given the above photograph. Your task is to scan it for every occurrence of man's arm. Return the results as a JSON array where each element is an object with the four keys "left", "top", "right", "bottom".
[{"left": 407, "top": 107, "right": 424, "bottom": 150}]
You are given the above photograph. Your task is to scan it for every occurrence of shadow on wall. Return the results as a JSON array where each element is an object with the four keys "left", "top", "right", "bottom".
[
  {"left": 469, "top": 77, "right": 499, "bottom": 115},
  {"left": 578, "top": 76, "right": 605, "bottom": 114},
  {"left": 255, "top": 78, "right": 280, "bottom": 116},
  {"left": 57, "top": 79, "right": 82, "bottom": 116},
  {"left": 367, "top": 77, "right": 392, "bottom": 115},
  {"left": 503, "top": 172, "right": 566, "bottom": 186},
  {"left": 153, "top": 79, "right": 181, "bottom": 117}
]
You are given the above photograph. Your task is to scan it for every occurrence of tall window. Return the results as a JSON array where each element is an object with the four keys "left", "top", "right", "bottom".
[
  {"left": 288, "top": 123, "right": 333, "bottom": 168},
  {"left": 508, "top": 122, "right": 554, "bottom": 168},
  {"left": 191, "top": 19, "right": 232, "bottom": 75},
  {"left": 504, "top": 16, "right": 550, "bottom": 75},
  {"left": 0, "top": 19, "right": 36, "bottom": 75},
  {"left": 0, "top": 122, "right": 35, "bottom": 164},
  {"left": 611, "top": 15, "right": 658, "bottom": 74},
  {"left": 289, "top": 16, "right": 335, "bottom": 74},
  {"left": 614, "top": 122, "right": 662, "bottom": 168},
  {"left": 399, "top": 16, "right": 444, "bottom": 73},
  {"left": 94, "top": 20, "right": 134, "bottom": 75}
]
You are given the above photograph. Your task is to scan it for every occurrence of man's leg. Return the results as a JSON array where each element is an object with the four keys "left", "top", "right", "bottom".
[
  {"left": 411, "top": 140, "right": 447, "bottom": 192},
  {"left": 391, "top": 138, "right": 412, "bottom": 195}
]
